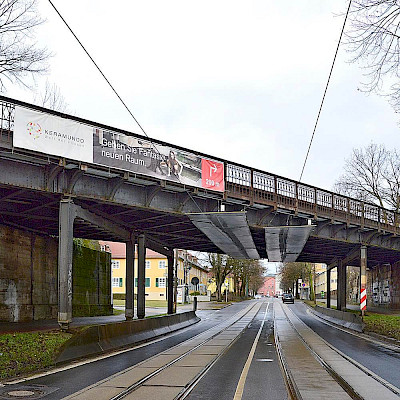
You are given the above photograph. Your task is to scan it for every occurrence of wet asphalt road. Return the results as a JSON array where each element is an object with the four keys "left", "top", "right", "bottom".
[
  {"left": 187, "top": 300, "right": 287, "bottom": 400},
  {"left": 289, "top": 301, "right": 400, "bottom": 389}
]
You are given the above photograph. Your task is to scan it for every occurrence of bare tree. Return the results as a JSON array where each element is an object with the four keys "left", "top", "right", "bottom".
[
  {"left": 34, "top": 80, "right": 68, "bottom": 112},
  {"left": 345, "top": 1, "right": 400, "bottom": 111},
  {"left": 334, "top": 143, "right": 400, "bottom": 222},
  {"left": 0, "top": 0, "right": 49, "bottom": 90},
  {"left": 279, "top": 262, "right": 315, "bottom": 299},
  {"left": 208, "top": 253, "right": 232, "bottom": 302},
  {"left": 230, "top": 258, "right": 266, "bottom": 297}
]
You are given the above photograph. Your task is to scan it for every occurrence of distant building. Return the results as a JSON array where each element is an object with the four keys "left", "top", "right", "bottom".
[
  {"left": 259, "top": 275, "right": 276, "bottom": 297},
  {"left": 275, "top": 274, "right": 282, "bottom": 296},
  {"left": 100, "top": 242, "right": 208, "bottom": 300},
  {"left": 315, "top": 264, "right": 337, "bottom": 299},
  {"left": 207, "top": 274, "right": 235, "bottom": 297}
]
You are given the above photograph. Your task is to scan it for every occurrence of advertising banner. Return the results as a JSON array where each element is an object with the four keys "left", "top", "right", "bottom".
[
  {"left": 13, "top": 106, "right": 224, "bottom": 192},
  {"left": 93, "top": 128, "right": 224, "bottom": 192},
  {"left": 14, "top": 106, "right": 93, "bottom": 163}
]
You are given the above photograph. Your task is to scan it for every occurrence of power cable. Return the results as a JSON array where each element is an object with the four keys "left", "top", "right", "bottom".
[
  {"left": 48, "top": 0, "right": 204, "bottom": 213},
  {"left": 299, "top": 0, "right": 353, "bottom": 182},
  {"left": 47, "top": 0, "right": 150, "bottom": 140}
]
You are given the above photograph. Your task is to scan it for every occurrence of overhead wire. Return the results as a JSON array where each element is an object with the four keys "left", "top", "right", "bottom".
[
  {"left": 47, "top": 0, "right": 150, "bottom": 140},
  {"left": 298, "top": 0, "right": 353, "bottom": 183},
  {"left": 47, "top": 0, "right": 204, "bottom": 213}
]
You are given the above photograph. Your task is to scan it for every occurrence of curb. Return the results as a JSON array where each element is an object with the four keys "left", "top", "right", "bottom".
[
  {"left": 304, "top": 302, "right": 400, "bottom": 351},
  {"left": 308, "top": 304, "right": 364, "bottom": 332},
  {"left": 55, "top": 311, "right": 200, "bottom": 364}
]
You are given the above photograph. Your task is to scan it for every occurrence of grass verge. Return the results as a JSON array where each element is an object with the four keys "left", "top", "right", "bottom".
[
  {"left": 363, "top": 314, "right": 400, "bottom": 341},
  {"left": 0, "top": 330, "right": 72, "bottom": 381},
  {"left": 303, "top": 300, "right": 400, "bottom": 341},
  {"left": 113, "top": 300, "right": 168, "bottom": 308}
]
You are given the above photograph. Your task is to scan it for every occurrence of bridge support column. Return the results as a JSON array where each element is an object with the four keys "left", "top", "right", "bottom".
[
  {"left": 125, "top": 235, "right": 135, "bottom": 320},
  {"left": 360, "top": 246, "right": 367, "bottom": 317},
  {"left": 337, "top": 260, "right": 346, "bottom": 311},
  {"left": 137, "top": 234, "right": 146, "bottom": 319},
  {"left": 167, "top": 253, "right": 174, "bottom": 314},
  {"left": 58, "top": 199, "right": 76, "bottom": 330},
  {"left": 327, "top": 268, "right": 331, "bottom": 309}
]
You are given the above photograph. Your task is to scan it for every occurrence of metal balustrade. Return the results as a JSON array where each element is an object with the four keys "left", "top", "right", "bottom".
[
  {"left": 277, "top": 178, "right": 296, "bottom": 198},
  {"left": 1, "top": 98, "right": 399, "bottom": 232},
  {"left": 350, "top": 200, "right": 362, "bottom": 217},
  {"left": 317, "top": 190, "right": 332, "bottom": 208},
  {"left": 253, "top": 171, "right": 274, "bottom": 192},
  {"left": 0, "top": 101, "right": 14, "bottom": 144},
  {"left": 298, "top": 184, "right": 315, "bottom": 203},
  {"left": 364, "top": 204, "right": 379, "bottom": 222},
  {"left": 227, "top": 164, "right": 251, "bottom": 186}
]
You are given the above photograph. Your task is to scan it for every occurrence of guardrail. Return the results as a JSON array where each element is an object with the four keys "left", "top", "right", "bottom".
[{"left": 0, "top": 97, "right": 398, "bottom": 234}]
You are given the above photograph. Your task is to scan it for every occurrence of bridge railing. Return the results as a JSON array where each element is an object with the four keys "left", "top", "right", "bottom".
[
  {"left": 0, "top": 100, "right": 14, "bottom": 145},
  {"left": 226, "top": 163, "right": 399, "bottom": 233}
]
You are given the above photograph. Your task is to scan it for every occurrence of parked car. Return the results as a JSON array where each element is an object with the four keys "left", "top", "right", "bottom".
[{"left": 282, "top": 293, "right": 294, "bottom": 304}]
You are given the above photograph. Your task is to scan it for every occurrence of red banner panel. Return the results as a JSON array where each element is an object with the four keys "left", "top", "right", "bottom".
[{"left": 201, "top": 158, "right": 224, "bottom": 192}]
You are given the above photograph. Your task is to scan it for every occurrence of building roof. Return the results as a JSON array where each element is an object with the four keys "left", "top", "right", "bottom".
[
  {"left": 99, "top": 242, "right": 209, "bottom": 273},
  {"left": 99, "top": 241, "right": 166, "bottom": 259}
]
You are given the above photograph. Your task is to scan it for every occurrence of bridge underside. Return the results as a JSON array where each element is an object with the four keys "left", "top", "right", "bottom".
[{"left": 2, "top": 182, "right": 400, "bottom": 267}]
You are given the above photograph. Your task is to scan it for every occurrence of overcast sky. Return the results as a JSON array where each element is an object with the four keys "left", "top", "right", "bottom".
[{"left": 6, "top": 0, "right": 399, "bottom": 192}]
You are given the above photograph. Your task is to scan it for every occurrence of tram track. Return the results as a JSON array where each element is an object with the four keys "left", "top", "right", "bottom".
[
  {"left": 276, "top": 302, "right": 400, "bottom": 400},
  {"left": 65, "top": 301, "right": 264, "bottom": 400}
]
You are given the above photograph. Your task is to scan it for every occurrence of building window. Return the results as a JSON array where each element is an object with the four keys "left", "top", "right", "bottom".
[
  {"left": 135, "top": 278, "right": 151, "bottom": 287},
  {"left": 146, "top": 260, "right": 151, "bottom": 269},
  {"left": 112, "top": 277, "right": 123, "bottom": 287},
  {"left": 100, "top": 245, "right": 106, "bottom": 252},
  {"left": 111, "top": 260, "right": 120, "bottom": 269},
  {"left": 159, "top": 260, "right": 166, "bottom": 269},
  {"left": 156, "top": 277, "right": 167, "bottom": 288}
]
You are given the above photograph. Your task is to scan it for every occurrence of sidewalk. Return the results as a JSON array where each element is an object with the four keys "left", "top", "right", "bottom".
[
  {"left": 317, "top": 299, "right": 400, "bottom": 315},
  {"left": 0, "top": 302, "right": 229, "bottom": 334}
]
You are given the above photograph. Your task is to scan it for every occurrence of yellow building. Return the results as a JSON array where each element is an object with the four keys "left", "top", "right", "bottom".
[
  {"left": 315, "top": 264, "right": 337, "bottom": 299},
  {"left": 207, "top": 275, "right": 235, "bottom": 296},
  {"left": 100, "top": 242, "right": 208, "bottom": 301},
  {"left": 176, "top": 251, "right": 209, "bottom": 294}
]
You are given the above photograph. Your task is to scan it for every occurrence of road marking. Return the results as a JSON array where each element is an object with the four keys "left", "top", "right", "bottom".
[
  {"left": 233, "top": 302, "right": 270, "bottom": 400},
  {"left": 256, "top": 358, "right": 273, "bottom": 362}
]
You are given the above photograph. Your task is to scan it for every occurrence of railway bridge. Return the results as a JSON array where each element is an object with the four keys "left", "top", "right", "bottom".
[{"left": 0, "top": 96, "right": 399, "bottom": 327}]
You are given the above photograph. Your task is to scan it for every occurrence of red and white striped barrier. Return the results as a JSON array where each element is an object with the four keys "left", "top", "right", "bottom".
[{"left": 360, "top": 288, "right": 367, "bottom": 311}]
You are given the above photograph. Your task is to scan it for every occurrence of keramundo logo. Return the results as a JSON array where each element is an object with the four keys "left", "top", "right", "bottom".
[
  {"left": 26, "top": 121, "right": 85, "bottom": 144},
  {"left": 27, "top": 122, "right": 42, "bottom": 140}
]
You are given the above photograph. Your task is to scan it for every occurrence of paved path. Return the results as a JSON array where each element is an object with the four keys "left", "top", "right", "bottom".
[{"left": 0, "top": 303, "right": 227, "bottom": 334}]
